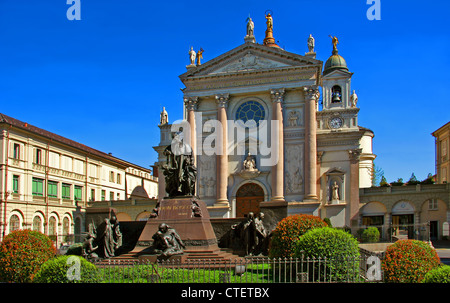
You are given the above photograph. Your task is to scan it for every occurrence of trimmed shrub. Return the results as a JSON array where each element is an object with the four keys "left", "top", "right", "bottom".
[
  {"left": 323, "top": 218, "right": 332, "bottom": 227},
  {"left": 65, "top": 243, "right": 83, "bottom": 256},
  {"left": 361, "top": 227, "right": 380, "bottom": 243},
  {"left": 294, "top": 227, "right": 361, "bottom": 282},
  {"left": 33, "top": 255, "right": 100, "bottom": 283},
  {"left": 382, "top": 240, "right": 440, "bottom": 283},
  {"left": 422, "top": 265, "right": 450, "bottom": 283},
  {"left": 268, "top": 214, "right": 327, "bottom": 258},
  {"left": 0, "top": 230, "right": 57, "bottom": 282}
]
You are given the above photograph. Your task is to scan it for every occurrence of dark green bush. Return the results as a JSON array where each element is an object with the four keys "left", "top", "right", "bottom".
[
  {"left": 361, "top": 227, "right": 380, "bottom": 243},
  {"left": 323, "top": 218, "right": 332, "bottom": 227},
  {"left": 33, "top": 255, "right": 100, "bottom": 283},
  {"left": 294, "top": 227, "right": 361, "bottom": 282},
  {"left": 422, "top": 265, "right": 450, "bottom": 283},
  {"left": 65, "top": 243, "right": 83, "bottom": 256},
  {"left": 0, "top": 230, "right": 56, "bottom": 282},
  {"left": 382, "top": 240, "right": 441, "bottom": 283},
  {"left": 268, "top": 214, "right": 327, "bottom": 258}
]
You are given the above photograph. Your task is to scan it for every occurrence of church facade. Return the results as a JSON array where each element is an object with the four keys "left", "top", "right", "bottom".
[{"left": 154, "top": 15, "right": 375, "bottom": 229}]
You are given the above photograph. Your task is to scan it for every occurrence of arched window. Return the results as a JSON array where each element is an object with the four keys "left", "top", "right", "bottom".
[
  {"left": 32, "top": 215, "right": 43, "bottom": 232},
  {"left": 235, "top": 100, "right": 266, "bottom": 127},
  {"left": 331, "top": 85, "right": 342, "bottom": 103},
  {"left": 62, "top": 217, "right": 70, "bottom": 243},
  {"left": 9, "top": 214, "right": 20, "bottom": 232},
  {"left": 48, "top": 217, "right": 57, "bottom": 240}
]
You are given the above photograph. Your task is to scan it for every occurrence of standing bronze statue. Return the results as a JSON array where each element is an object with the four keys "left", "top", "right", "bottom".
[{"left": 162, "top": 129, "right": 197, "bottom": 197}]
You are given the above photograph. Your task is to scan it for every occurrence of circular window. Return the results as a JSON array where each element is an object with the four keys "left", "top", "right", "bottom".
[{"left": 235, "top": 101, "right": 265, "bottom": 127}]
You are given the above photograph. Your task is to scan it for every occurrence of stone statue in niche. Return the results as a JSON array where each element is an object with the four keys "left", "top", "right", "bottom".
[
  {"left": 331, "top": 181, "right": 340, "bottom": 202},
  {"left": 243, "top": 152, "right": 257, "bottom": 171},
  {"left": 148, "top": 223, "right": 185, "bottom": 258}
]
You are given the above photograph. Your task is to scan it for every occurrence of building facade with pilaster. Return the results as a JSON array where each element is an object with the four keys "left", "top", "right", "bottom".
[
  {"left": 0, "top": 113, "right": 158, "bottom": 245},
  {"left": 154, "top": 16, "right": 375, "bottom": 229}
]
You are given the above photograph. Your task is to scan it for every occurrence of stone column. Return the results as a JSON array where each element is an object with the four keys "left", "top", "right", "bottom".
[
  {"left": 215, "top": 93, "right": 230, "bottom": 205},
  {"left": 270, "top": 88, "right": 285, "bottom": 202},
  {"left": 348, "top": 148, "right": 362, "bottom": 227},
  {"left": 303, "top": 86, "right": 320, "bottom": 201},
  {"left": 184, "top": 97, "right": 198, "bottom": 165}
]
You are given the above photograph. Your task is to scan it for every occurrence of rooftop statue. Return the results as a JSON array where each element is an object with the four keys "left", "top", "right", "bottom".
[
  {"left": 307, "top": 34, "right": 315, "bottom": 53},
  {"left": 188, "top": 47, "right": 196, "bottom": 66},
  {"left": 246, "top": 17, "right": 254, "bottom": 37},
  {"left": 329, "top": 35, "right": 339, "bottom": 53}
]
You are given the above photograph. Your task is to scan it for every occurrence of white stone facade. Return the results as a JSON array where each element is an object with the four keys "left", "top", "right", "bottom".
[{"left": 155, "top": 29, "right": 376, "bottom": 228}]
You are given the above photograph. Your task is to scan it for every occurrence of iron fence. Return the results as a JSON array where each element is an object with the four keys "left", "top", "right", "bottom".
[{"left": 91, "top": 255, "right": 384, "bottom": 283}]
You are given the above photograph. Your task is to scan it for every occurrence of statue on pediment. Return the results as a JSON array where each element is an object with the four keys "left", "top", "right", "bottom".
[
  {"left": 246, "top": 17, "right": 254, "bottom": 37},
  {"left": 196, "top": 48, "right": 204, "bottom": 66},
  {"left": 189, "top": 47, "right": 196, "bottom": 66},
  {"left": 307, "top": 34, "right": 315, "bottom": 53}
]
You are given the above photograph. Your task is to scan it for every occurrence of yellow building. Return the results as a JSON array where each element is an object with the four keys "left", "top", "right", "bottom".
[
  {"left": 0, "top": 113, "right": 158, "bottom": 245},
  {"left": 432, "top": 121, "right": 450, "bottom": 184}
]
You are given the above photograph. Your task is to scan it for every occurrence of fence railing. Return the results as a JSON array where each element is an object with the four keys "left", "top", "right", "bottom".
[{"left": 92, "top": 255, "right": 384, "bottom": 283}]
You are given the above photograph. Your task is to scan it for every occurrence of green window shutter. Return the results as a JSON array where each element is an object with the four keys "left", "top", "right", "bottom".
[
  {"left": 12, "top": 175, "right": 19, "bottom": 193},
  {"left": 74, "top": 185, "right": 82, "bottom": 201},
  {"left": 32, "top": 178, "right": 43, "bottom": 196},
  {"left": 62, "top": 183, "right": 71, "bottom": 199},
  {"left": 48, "top": 181, "right": 58, "bottom": 197}
]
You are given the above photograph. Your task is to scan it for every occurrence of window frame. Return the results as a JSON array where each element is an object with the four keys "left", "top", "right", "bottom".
[{"left": 32, "top": 177, "right": 44, "bottom": 196}]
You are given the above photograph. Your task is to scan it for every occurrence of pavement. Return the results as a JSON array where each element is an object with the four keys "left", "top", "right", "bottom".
[{"left": 432, "top": 240, "right": 450, "bottom": 265}]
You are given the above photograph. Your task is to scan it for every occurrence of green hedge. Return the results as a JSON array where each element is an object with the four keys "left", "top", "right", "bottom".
[
  {"left": 294, "top": 227, "right": 361, "bottom": 282},
  {"left": 33, "top": 255, "right": 100, "bottom": 283},
  {"left": 361, "top": 227, "right": 380, "bottom": 243},
  {"left": 422, "top": 265, "right": 450, "bottom": 283}
]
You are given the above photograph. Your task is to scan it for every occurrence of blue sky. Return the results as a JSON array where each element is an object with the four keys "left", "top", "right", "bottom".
[{"left": 0, "top": 0, "right": 449, "bottom": 183}]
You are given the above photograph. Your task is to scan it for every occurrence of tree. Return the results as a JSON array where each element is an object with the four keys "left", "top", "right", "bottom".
[
  {"left": 371, "top": 163, "right": 384, "bottom": 186},
  {"left": 407, "top": 173, "right": 420, "bottom": 185}
]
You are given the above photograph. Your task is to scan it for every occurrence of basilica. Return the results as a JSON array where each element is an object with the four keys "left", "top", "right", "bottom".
[{"left": 154, "top": 14, "right": 375, "bottom": 229}]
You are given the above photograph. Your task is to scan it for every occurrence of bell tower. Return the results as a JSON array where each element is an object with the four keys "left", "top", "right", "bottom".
[{"left": 319, "top": 36, "right": 359, "bottom": 131}]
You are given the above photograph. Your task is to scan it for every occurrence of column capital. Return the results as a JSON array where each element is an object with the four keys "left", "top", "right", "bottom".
[
  {"left": 270, "top": 88, "right": 286, "bottom": 103},
  {"left": 303, "top": 85, "right": 320, "bottom": 100},
  {"left": 184, "top": 96, "right": 199, "bottom": 111},
  {"left": 215, "top": 93, "right": 230, "bottom": 108},
  {"left": 348, "top": 148, "right": 362, "bottom": 162}
]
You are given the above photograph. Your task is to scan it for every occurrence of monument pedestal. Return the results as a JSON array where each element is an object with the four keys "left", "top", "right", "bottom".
[{"left": 133, "top": 197, "right": 237, "bottom": 261}]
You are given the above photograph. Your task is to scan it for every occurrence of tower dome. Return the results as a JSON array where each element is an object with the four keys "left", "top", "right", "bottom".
[{"left": 323, "top": 36, "right": 348, "bottom": 75}]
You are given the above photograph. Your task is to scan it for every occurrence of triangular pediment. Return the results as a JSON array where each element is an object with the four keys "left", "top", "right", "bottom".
[
  {"left": 179, "top": 43, "right": 322, "bottom": 80},
  {"left": 322, "top": 68, "right": 354, "bottom": 79}
]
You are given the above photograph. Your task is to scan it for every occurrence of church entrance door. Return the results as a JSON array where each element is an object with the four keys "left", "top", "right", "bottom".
[{"left": 236, "top": 183, "right": 264, "bottom": 218}]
